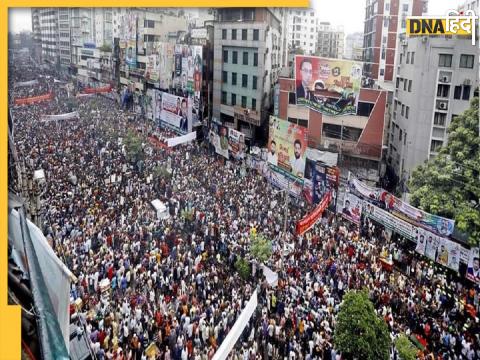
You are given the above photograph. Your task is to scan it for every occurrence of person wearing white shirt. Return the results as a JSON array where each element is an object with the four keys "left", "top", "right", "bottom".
[
  {"left": 267, "top": 140, "right": 278, "bottom": 166},
  {"left": 290, "top": 139, "right": 305, "bottom": 177}
]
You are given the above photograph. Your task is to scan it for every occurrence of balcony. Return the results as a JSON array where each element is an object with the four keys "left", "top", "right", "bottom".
[{"left": 233, "top": 106, "right": 261, "bottom": 127}]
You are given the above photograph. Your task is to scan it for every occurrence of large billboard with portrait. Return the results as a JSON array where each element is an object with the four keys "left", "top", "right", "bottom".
[
  {"left": 267, "top": 116, "right": 308, "bottom": 180},
  {"left": 159, "top": 92, "right": 192, "bottom": 134},
  {"left": 123, "top": 12, "right": 137, "bottom": 68},
  {"left": 295, "top": 56, "right": 362, "bottom": 116}
]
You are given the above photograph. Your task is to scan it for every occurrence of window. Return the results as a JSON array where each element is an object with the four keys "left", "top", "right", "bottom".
[
  {"left": 241, "top": 96, "right": 247, "bottom": 108},
  {"left": 436, "top": 84, "right": 450, "bottom": 98},
  {"left": 232, "top": 72, "right": 237, "bottom": 85},
  {"left": 380, "top": 68, "right": 385, "bottom": 76},
  {"left": 399, "top": 53, "right": 403, "bottom": 64},
  {"left": 405, "top": 106, "right": 409, "bottom": 119},
  {"left": 385, "top": 2, "right": 390, "bottom": 11},
  {"left": 232, "top": 51, "right": 238, "bottom": 64},
  {"left": 434, "top": 112, "right": 446, "bottom": 126},
  {"left": 411, "top": 52, "right": 415, "bottom": 64},
  {"left": 242, "top": 29, "right": 247, "bottom": 40},
  {"left": 221, "top": 91, "right": 227, "bottom": 105},
  {"left": 406, "top": 52, "right": 410, "bottom": 64},
  {"left": 252, "top": 75, "right": 257, "bottom": 90},
  {"left": 399, "top": 129, "right": 403, "bottom": 141},
  {"left": 403, "top": 80, "right": 407, "bottom": 91},
  {"left": 384, "top": 18, "right": 389, "bottom": 27},
  {"left": 462, "top": 85, "right": 471, "bottom": 100},
  {"left": 222, "top": 71, "right": 228, "bottom": 83},
  {"left": 459, "top": 54, "right": 474, "bottom": 68},
  {"left": 430, "top": 140, "right": 443, "bottom": 153},
  {"left": 438, "top": 54, "right": 452, "bottom": 67},
  {"left": 253, "top": 29, "right": 259, "bottom": 41},
  {"left": 222, "top": 29, "right": 227, "bottom": 39},
  {"left": 401, "top": 20, "right": 406, "bottom": 28},
  {"left": 403, "top": 4, "right": 409, "bottom": 12},
  {"left": 396, "top": 77, "right": 400, "bottom": 89},
  {"left": 144, "top": 19, "right": 155, "bottom": 28},
  {"left": 289, "top": 92, "right": 296, "bottom": 104},
  {"left": 243, "top": 52, "right": 248, "bottom": 65},
  {"left": 401, "top": 104, "right": 405, "bottom": 116},
  {"left": 232, "top": 29, "right": 237, "bottom": 40},
  {"left": 242, "top": 74, "right": 248, "bottom": 87},
  {"left": 223, "top": 50, "right": 228, "bottom": 63},
  {"left": 231, "top": 93, "right": 236, "bottom": 106},
  {"left": 253, "top": 52, "right": 258, "bottom": 66},
  {"left": 454, "top": 85, "right": 462, "bottom": 99},
  {"left": 381, "top": 48, "right": 386, "bottom": 60},
  {"left": 251, "top": 98, "right": 256, "bottom": 110}
]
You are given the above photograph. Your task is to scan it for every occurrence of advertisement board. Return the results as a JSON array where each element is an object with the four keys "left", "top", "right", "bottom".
[
  {"left": 341, "top": 193, "right": 363, "bottom": 224},
  {"left": 295, "top": 55, "right": 362, "bottom": 116},
  {"left": 145, "top": 54, "right": 158, "bottom": 82},
  {"left": 267, "top": 116, "right": 308, "bottom": 180},
  {"left": 159, "top": 92, "right": 192, "bottom": 134},
  {"left": 228, "top": 128, "right": 246, "bottom": 159}
]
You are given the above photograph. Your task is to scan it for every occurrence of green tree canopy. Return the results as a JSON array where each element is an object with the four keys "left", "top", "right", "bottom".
[
  {"left": 250, "top": 233, "right": 273, "bottom": 263},
  {"left": 123, "top": 129, "right": 144, "bottom": 164},
  {"left": 408, "top": 96, "right": 479, "bottom": 245},
  {"left": 394, "top": 334, "right": 418, "bottom": 360},
  {"left": 334, "top": 290, "right": 391, "bottom": 360},
  {"left": 235, "top": 258, "right": 250, "bottom": 280}
]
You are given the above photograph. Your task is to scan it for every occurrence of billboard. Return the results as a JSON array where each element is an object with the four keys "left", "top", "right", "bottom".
[
  {"left": 466, "top": 247, "right": 480, "bottom": 283},
  {"left": 295, "top": 55, "right": 362, "bottom": 116},
  {"left": 341, "top": 193, "right": 363, "bottom": 224},
  {"left": 159, "top": 92, "right": 192, "bottom": 134},
  {"left": 349, "top": 174, "right": 455, "bottom": 236},
  {"left": 157, "top": 43, "right": 175, "bottom": 90},
  {"left": 228, "top": 128, "right": 246, "bottom": 159},
  {"left": 267, "top": 116, "right": 308, "bottom": 180},
  {"left": 209, "top": 127, "right": 229, "bottom": 159},
  {"left": 145, "top": 55, "right": 158, "bottom": 82},
  {"left": 311, "top": 162, "right": 339, "bottom": 204},
  {"left": 123, "top": 12, "right": 137, "bottom": 67}
]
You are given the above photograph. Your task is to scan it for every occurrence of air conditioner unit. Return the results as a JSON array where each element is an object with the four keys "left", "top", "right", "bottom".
[
  {"left": 438, "top": 101, "right": 448, "bottom": 110},
  {"left": 464, "top": 79, "right": 471, "bottom": 85}
]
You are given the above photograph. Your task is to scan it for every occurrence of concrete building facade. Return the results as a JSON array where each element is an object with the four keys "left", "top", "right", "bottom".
[
  {"left": 387, "top": 36, "right": 479, "bottom": 180},
  {"left": 344, "top": 32, "right": 364, "bottom": 61},
  {"left": 316, "top": 22, "right": 345, "bottom": 59},
  {"left": 286, "top": 8, "right": 318, "bottom": 55},
  {"left": 212, "top": 8, "right": 286, "bottom": 140}
]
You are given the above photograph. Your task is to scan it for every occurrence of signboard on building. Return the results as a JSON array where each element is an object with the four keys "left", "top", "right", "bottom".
[
  {"left": 295, "top": 56, "right": 363, "bottom": 116},
  {"left": 267, "top": 116, "right": 308, "bottom": 180},
  {"left": 159, "top": 92, "right": 192, "bottom": 134},
  {"left": 191, "top": 27, "right": 208, "bottom": 39}
]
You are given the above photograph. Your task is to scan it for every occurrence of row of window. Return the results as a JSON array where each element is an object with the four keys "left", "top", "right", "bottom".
[
  {"left": 436, "top": 84, "right": 471, "bottom": 100},
  {"left": 222, "top": 71, "right": 258, "bottom": 89},
  {"left": 396, "top": 78, "right": 412, "bottom": 92},
  {"left": 439, "top": 54, "right": 474, "bottom": 68},
  {"left": 221, "top": 91, "right": 257, "bottom": 110},
  {"left": 394, "top": 100, "right": 410, "bottom": 119},
  {"left": 222, "top": 28, "right": 259, "bottom": 41},
  {"left": 223, "top": 50, "right": 258, "bottom": 66}
]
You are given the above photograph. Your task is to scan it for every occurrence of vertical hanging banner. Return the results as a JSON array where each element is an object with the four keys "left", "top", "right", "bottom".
[
  {"left": 341, "top": 193, "right": 363, "bottom": 224},
  {"left": 228, "top": 128, "right": 246, "bottom": 159},
  {"left": 466, "top": 248, "right": 480, "bottom": 283},
  {"left": 124, "top": 12, "right": 137, "bottom": 68}
]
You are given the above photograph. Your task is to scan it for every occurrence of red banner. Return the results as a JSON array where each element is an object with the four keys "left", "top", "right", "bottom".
[
  {"left": 14, "top": 92, "right": 53, "bottom": 105},
  {"left": 82, "top": 85, "right": 112, "bottom": 94},
  {"left": 296, "top": 191, "right": 332, "bottom": 235}
]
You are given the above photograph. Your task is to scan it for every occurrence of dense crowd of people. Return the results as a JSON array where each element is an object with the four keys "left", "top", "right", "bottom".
[{"left": 10, "top": 58, "right": 479, "bottom": 360}]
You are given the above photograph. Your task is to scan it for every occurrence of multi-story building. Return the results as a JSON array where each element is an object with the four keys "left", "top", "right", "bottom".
[
  {"left": 387, "top": 36, "right": 479, "bottom": 180},
  {"left": 458, "top": 0, "right": 479, "bottom": 12},
  {"left": 363, "top": 0, "right": 427, "bottom": 86},
  {"left": 286, "top": 8, "right": 318, "bottom": 55},
  {"left": 212, "top": 8, "right": 286, "bottom": 141},
  {"left": 344, "top": 32, "right": 364, "bottom": 61},
  {"left": 36, "top": 8, "right": 59, "bottom": 63},
  {"left": 316, "top": 22, "right": 344, "bottom": 59},
  {"left": 58, "top": 8, "right": 72, "bottom": 68}
]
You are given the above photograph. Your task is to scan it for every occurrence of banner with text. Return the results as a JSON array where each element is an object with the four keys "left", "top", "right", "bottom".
[{"left": 296, "top": 191, "right": 332, "bottom": 235}]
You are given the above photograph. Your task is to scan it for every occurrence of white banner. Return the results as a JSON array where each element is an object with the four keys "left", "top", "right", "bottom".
[
  {"left": 160, "top": 92, "right": 191, "bottom": 133},
  {"left": 213, "top": 290, "right": 258, "bottom": 360},
  {"left": 41, "top": 111, "right": 79, "bottom": 122},
  {"left": 9, "top": 209, "right": 74, "bottom": 352},
  {"left": 365, "top": 203, "right": 416, "bottom": 240},
  {"left": 261, "top": 265, "right": 279, "bottom": 287},
  {"left": 15, "top": 79, "right": 38, "bottom": 88},
  {"left": 167, "top": 131, "right": 197, "bottom": 147}
]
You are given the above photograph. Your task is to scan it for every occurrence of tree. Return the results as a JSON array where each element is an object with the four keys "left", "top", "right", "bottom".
[
  {"left": 394, "top": 334, "right": 418, "bottom": 360},
  {"left": 235, "top": 258, "right": 250, "bottom": 280},
  {"left": 334, "top": 290, "right": 391, "bottom": 360},
  {"left": 408, "top": 95, "right": 479, "bottom": 245},
  {"left": 250, "top": 233, "right": 273, "bottom": 263},
  {"left": 123, "top": 129, "right": 144, "bottom": 164}
]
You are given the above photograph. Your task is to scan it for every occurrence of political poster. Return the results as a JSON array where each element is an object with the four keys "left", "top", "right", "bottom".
[
  {"left": 414, "top": 227, "right": 427, "bottom": 255},
  {"left": 145, "top": 54, "right": 158, "bottom": 82},
  {"left": 424, "top": 231, "right": 440, "bottom": 261},
  {"left": 137, "top": 12, "right": 145, "bottom": 55},
  {"left": 341, "top": 193, "right": 363, "bottom": 224},
  {"left": 124, "top": 12, "right": 137, "bottom": 67},
  {"left": 228, "top": 128, "right": 246, "bottom": 159},
  {"left": 349, "top": 174, "right": 455, "bottom": 236},
  {"left": 267, "top": 170, "right": 304, "bottom": 198},
  {"left": 435, "top": 237, "right": 460, "bottom": 272},
  {"left": 365, "top": 204, "right": 416, "bottom": 241},
  {"left": 209, "top": 128, "right": 229, "bottom": 159},
  {"left": 466, "top": 247, "right": 480, "bottom": 283},
  {"left": 157, "top": 42, "right": 175, "bottom": 90},
  {"left": 296, "top": 191, "right": 332, "bottom": 235},
  {"left": 159, "top": 92, "right": 191, "bottom": 134},
  {"left": 295, "top": 55, "right": 362, "bottom": 116},
  {"left": 267, "top": 116, "right": 308, "bottom": 180}
]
